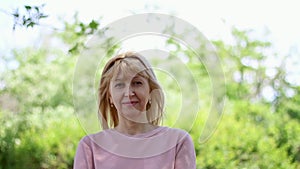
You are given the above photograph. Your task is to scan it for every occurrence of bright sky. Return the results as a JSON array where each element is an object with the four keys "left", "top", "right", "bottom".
[{"left": 0, "top": 0, "right": 299, "bottom": 85}]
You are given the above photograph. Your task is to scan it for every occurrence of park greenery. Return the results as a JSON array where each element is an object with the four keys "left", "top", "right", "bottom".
[{"left": 0, "top": 5, "right": 299, "bottom": 169}]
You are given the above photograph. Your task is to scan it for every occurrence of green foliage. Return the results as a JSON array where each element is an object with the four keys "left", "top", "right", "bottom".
[
  {"left": 0, "top": 9, "right": 299, "bottom": 169},
  {"left": 213, "top": 27, "right": 271, "bottom": 100},
  {"left": 0, "top": 107, "right": 85, "bottom": 169},
  {"left": 55, "top": 13, "right": 102, "bottom": 54},
  {"left": 11, "top": 4, "right": 48, "bottom": 30},
  {"left": 0, "top": 10, "right": 122, "bottom": 168},
  {"left": 0, "top": 43, "right": 84, "bottom": 169},
  {"left": 194, "top": 100, "right": 300, "bottom": 169},
  {"left": 165, "top": 26, "right": 300, "bottom": 168},
  {"left": 276, "top": 86, "right": 300, "bottom": 121},
  {"left": 3, "top": 48, "right": 74, "bottom": 112}
]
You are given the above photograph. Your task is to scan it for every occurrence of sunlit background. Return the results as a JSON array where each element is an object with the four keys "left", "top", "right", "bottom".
[
  {"left": 0, "top": 0, "right": 300, "bottom": 168},
  {"left": 1, "top": 0, "right": 299, "bottom": 82}
]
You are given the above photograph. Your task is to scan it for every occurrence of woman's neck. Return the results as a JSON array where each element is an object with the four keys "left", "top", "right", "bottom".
[{"left": 114, "top": 120, "right": 157, "bottom": 135}]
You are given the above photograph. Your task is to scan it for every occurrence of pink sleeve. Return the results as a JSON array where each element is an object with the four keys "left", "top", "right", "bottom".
[
  {"left": 73, "top": 137, "right": 94, "bottom": 169},
  {"left": 175, "top": 134, "right": 196, "bottom": 169}
]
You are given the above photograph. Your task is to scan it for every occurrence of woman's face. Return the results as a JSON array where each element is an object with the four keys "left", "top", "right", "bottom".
[{"left": 109, "top": 70, "right": 151, "bottom": 122}]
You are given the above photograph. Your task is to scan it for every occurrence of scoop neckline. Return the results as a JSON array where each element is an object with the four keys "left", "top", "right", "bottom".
[{"left": 109, "top": 126, "right": 168, "bottom": 138}]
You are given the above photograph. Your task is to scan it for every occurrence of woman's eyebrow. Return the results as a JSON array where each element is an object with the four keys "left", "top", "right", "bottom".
[
  {"left": 133, "top": 76, "right": 147, "bottom": 81},
  {"left": 133, "top": 75, "right": 142, "bottom": 79},
  {"left": 113, "top": 78, "right": 123, "bottom": 82}
]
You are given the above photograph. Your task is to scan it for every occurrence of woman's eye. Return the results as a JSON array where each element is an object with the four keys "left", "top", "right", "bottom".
[
  {"left": 133, "top": 81, "right": 143, "bottom": 86},
  {"left": 114, "top": 83, "right": 124, "bottom": 88}
]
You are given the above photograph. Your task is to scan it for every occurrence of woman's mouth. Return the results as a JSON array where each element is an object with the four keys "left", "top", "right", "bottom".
[{"left": 122, "top": 101, "right": 138, "bottom": 106}]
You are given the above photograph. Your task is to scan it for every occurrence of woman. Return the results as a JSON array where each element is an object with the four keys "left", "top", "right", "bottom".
[{"left": 74, "top": 52, "right": 196, "bottom": 169}]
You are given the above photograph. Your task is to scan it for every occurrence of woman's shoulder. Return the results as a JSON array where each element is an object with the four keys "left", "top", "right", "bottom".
[
  {"left": 164, "top": 126, "right": 190, "bottom": 135},
  {"left": 160, "top": 126, "right": 191, "bottom": 138},
  {"left": 78, "top": 129, "right": 113, "bottom": 146}
]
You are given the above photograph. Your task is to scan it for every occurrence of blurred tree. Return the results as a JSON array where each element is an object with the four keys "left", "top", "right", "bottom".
[
  {"left": 0, "top": 4, "right": 48, "bottom": 30},
  {"left": 213, "top": 27, "right": 272, "bottom": 100},
  {"left": 0, "top": 6, "right": 299, "bottom": 168},
  {"left": 164, "top": 24, "right": 300, "bottom": 168},
  {"left": 0, "top": 6, "right": 109, "bottom": 168}
]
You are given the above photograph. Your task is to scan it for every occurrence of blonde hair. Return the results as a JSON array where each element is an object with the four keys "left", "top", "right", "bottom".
[{"left": 98, "top": 52, "right": 165, "bottom": 129}]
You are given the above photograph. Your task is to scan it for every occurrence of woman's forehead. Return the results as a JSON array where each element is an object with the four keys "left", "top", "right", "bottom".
[
  {"left": 113, "top": 70, "right": 145, "bottom": 81},
  {"left": 108, "top": 57, "right": 151, "bottom": 82}
]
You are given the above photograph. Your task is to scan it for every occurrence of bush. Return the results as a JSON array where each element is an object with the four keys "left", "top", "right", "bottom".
[
  {"left": 0, "top": 106, "right": 85, "bottom": 169},
  {"left": 194, "top": 100, "right": 300, "bottom": 169}
]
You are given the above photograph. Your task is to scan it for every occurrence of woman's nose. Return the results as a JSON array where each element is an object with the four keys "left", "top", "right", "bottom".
[{"left": 124, "top": 86, "right": 135, "bottom": 97}]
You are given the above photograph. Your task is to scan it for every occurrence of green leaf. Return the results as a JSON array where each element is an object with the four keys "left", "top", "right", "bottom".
[
  {"left": 68, "top": 43, "right": 79, "bottom": 54},
  {"left": 24, "top": 5, "right": 32, "bottom": 11},
  {"left": 39, "top": 14, "right": 48, "bottom": 19},
  {"left": 27, "top": 22, "right": 35, "bottom": 28},
  {"left": 13, "top": 13, "right": 19, "bottom": 18},
  {"left": 34, "top": 6, "right": 39, "bottom": 12},
  {"left": 89, "top": 20, "right": 99, "bottom": 30}
]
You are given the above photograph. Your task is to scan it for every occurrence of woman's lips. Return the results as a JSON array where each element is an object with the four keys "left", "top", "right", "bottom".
[{"left": 122, "top": 101, "right": 138, "bottom": 105}]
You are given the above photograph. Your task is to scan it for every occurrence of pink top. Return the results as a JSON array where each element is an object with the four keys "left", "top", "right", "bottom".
[{"left": 73, "top": 126, "right": 196, "bottom": 169}]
